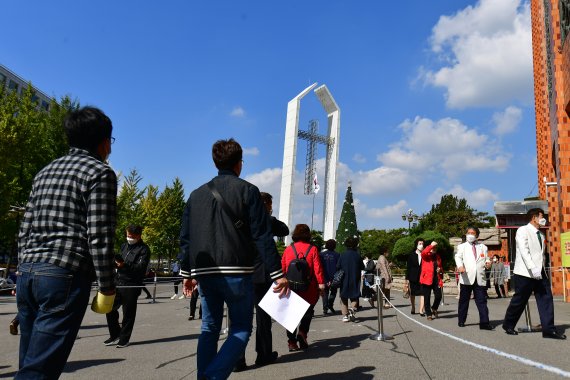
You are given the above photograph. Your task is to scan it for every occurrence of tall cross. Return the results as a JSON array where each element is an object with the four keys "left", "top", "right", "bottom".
[{"left": 298, "top": 119, "right": 335, "bottom": 195}]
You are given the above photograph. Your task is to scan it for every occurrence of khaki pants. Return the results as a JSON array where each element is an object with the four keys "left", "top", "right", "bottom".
[{"left": 340, "top": 297, "right": 359, "bottom": 315}]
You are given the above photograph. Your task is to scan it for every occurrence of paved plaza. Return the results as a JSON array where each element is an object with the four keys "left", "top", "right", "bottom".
[{"left": 1, "top": 285, "right": 569, "bottom": 379}]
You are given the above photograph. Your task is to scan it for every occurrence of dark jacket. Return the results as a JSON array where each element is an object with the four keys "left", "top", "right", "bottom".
[
  {"left": 337, "top": 249, "right": 364, "bottom": 299},
  {"left": 319, "top": 250, "right": 340, "bottom": 283},
  {"left": 406, "top": 251, "right": 422, "bottom": 283},
  {"left": 116, "top": 240, "right": 151, "bottom": 286},
  {"left": 253, "top": 216, "right": 289, "bottom": 284},
  {"left": 179, "top": 170, "right": 283, "bottom": 280}
]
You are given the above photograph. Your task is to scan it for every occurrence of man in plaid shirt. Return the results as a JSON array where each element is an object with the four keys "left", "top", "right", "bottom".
[{"left": 16, "top": 107, "right": 117, "bottom": 379}]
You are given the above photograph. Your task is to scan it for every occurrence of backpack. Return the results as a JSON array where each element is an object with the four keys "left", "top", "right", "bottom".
[{"left": 286, "top": 243, "right": 313, "bottom": 292}]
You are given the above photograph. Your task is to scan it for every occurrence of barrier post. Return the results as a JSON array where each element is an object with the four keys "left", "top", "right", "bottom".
[
  {"left": 150, "top": 274, "right": 157, "bottom": 304},
  {"left": 370, "top": 269, "right": 393, "bottom": 341},
  {"left": 222, "top": 305, "right": 229, "bottom": 335},
  {"left": 517, "top": 303, "right": 541, "bottom": 333}
]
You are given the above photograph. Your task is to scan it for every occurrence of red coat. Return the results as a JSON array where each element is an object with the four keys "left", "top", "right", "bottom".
[
  {"left": 282, "top": 242, "right": 325, "bottom": 305},
  {"left": 419, "top": 245, "right": 443, "bottom": 287}
]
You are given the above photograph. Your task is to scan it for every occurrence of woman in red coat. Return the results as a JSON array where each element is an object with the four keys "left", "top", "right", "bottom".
[
  {"left": 281, "top": 224, "right": 325, "bottom": 352},
  {"left": 420, "top": 241, "right": 443, "bottom": 321}
]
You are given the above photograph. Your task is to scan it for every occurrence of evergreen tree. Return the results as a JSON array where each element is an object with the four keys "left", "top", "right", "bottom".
[
  {"left": 115, "top": 169, "right": 145, "bottom": 250},
  {"left": 335, "top": 182, "right": 359, "bottom": 252}
]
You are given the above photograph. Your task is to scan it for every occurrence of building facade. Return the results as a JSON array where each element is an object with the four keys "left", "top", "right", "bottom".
[
  {"left": 531, "top": 0, "right": 570, "bottom": 300},
  {"left": 0, "top": 64, "right": 52, "bottom": 111}
]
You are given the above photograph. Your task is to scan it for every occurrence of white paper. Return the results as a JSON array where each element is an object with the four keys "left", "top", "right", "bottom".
[{"left": 258, "top": 284, "right": 310, "bottom": 333}]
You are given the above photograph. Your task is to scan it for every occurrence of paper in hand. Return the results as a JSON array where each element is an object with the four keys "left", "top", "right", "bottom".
[{"left": 258, "top": 283, "right": 310, "bottom": 333}]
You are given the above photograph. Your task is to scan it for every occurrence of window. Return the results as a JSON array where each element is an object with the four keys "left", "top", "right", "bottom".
[
  {"left": 8, "top": 80, "right": 19, "bottom": 91},
  {"left": 0, "top": 73, "right": 6, "bottom": 85},
  {"left": 561, "top": 0, "right": 570, "bottom": 44},
  {"left": 41, "top": 100, "right": 49, "bottom": 111}
]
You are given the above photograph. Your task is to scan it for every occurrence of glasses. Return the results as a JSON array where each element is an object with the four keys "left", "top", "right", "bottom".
[{"left": 111, "top": 137, "right": 116, "bottom": 144}]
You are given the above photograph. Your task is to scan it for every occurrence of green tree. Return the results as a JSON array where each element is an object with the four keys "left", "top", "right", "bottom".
[
  {"left": 140, "top": 185, "right": 160, "bottom": 262},
  {"left": 391, "top": 230, "right": 454, "bottom": 270},
  {"left": 310, "top": 230, "right": 324, "bottom": 251},
  {"left": 0, "top": 83, "right": 76, "bottom": 267},
  {"left": 335, "top": 182, "right": 359, "bottom": 252},
  {"left": 115, "top": 169, "right": 145, "bottom": 250},
  {"left": 419, "top": 194, "right": 493, "bottom": 238},
  {"left": 360, "top": 228, "right": 408, "bottom": 259},
  {"left": 153, "top": 178, "right": 185, "bottom": 269}
]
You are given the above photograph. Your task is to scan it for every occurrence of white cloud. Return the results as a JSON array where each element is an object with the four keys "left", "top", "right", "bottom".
[
  {"left": 493, "top": 106, "right": 522, "bottom": 135},
  {"left": 243, "top": 147, "right": 260, "bottom": 156},
  {"left": 230, "top": 106, "right": 245, "bottom": 117},
  {"left": 428, "top": 185, "right": 499, "bottom": 208},
  {"left": 351, "top": 167, "right": 418, "bottom": 195},
  {"left": 352, "top": 153, "right": 366, "bottom": 164},
  {"left": 361, "top": 199, "right": 408, "bottom": 219},
  {"left": 423, "top": 0, "right": 532, "bottom": 108},
  {"left": 378, "top": 116, "right": 510, "bottom": 177}
]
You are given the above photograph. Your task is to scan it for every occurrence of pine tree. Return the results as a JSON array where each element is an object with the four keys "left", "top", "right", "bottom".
[{"left": 335, "top": 182, "right": 359, "bottom": 252}]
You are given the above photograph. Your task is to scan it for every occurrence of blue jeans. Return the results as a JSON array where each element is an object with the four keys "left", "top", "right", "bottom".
[
  {"left": 16, "top": 262, "right": 92, "bottom": 379},
  {"left": 197, "top": 275, "right": 254, "bottom": 380}
]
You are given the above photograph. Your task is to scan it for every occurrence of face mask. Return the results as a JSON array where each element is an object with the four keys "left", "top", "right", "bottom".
[
  {"left": 466, "top": 234, "right": 476, "bottom": 243},
  {"left": 126, "top": 237, "right": 138, "bottom": 245},
  {"left": 538, "top": 218, "right": 547, "bottom": 227},
  {"left": 417, "top": 244, "right": 424, "bottom": 251},
  {"left": 493, "top": 258, "right": 497, "bottom": 262}
]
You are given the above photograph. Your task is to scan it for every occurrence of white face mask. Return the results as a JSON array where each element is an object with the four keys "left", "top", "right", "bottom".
[
  {"left": 126, "top": 237, "right": 138, "bottom": 245},
  {"left": 538, "top": 218, "right": 547, "bottom": 227},
  {"left": 466, "top": 234, "right": 476, "bottom": 243},
  {"left": 417, "top": 244, "right": 424, "bottom": 251},
  {"left": 493, "top": 258, "right": 497, "bottom": 262}
]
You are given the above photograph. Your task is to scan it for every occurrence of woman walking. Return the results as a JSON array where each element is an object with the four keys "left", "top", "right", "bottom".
[
  {"left": 281, "top": 224, "right": 325, "bottom": 351},
  {"left": 337, "top": 237, "right": 365, "bottom": 322},
  {"left": 491, "top": 255, "right": 507, "bottom": 298},
  {"left": 420, "top": 241, "right": 443, "bottom": 321},
  {"left": 376, "top": 247, "right": 393, "bottom": 308},
  {"left": 406, "top": 238, "right": 425, "bottom": 315}
]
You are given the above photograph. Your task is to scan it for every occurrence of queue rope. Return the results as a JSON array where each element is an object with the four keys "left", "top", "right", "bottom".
[{"left": 377, "top": 288, "right": 570, "bottom": 378}]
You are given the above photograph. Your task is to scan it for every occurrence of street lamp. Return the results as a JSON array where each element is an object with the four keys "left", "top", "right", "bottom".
[{"left": 401, "top": 209, "right": 422, "bottom": 231}]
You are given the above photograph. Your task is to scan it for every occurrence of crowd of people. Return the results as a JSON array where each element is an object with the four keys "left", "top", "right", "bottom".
[{"left": 11, "top": 106, "right": 567, "bottom": 380}]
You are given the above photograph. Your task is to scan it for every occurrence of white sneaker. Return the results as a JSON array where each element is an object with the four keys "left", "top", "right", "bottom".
[
  {"left": 342, "top": 315, "right": 350, "bottom": 322},
  {"left": 178, "top": 294, "right": 185, "bottom": 299},
  {"left": 170, "top": 294, "right": 177, "bottom": 300}
]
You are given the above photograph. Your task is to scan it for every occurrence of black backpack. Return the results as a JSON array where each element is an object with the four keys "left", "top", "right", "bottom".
[{"left": 286, "top": 243, "right": 312, "bottom": 292}]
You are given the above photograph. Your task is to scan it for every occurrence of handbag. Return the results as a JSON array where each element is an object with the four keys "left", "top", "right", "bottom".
[
  {"left": 330, "top": 269, "right": 345, "bottom": 289},
  {"left": 402, "top": 283, "right": 410, "bottom": 299}
]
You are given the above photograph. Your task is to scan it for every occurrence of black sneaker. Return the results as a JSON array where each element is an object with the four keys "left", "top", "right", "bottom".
[
  {"left": 233, "top": 358, "right": 247, "bottom": 372},
  {"left": 104, "top": 337, "right": 119, "bottom": 346},
  {"left": 116, "top": 340, "right": 130, "bottom": 348}
]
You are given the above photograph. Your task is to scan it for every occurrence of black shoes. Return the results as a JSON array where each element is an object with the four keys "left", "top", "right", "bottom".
[
  {"left": 233, "top": 358, "right": 247, "bottom": 372},
  {"left": 116, "top": 339, "right": 130, "bottom": 348},
  {"left": 255, "top": 351, "right": 278, "bottom": 367},
  {"left": 103, "top": 337, "right": 119, "bottom": 346},
  {"left": 9, "top": 319, "right": 18, "bottom": 335},
  {"left": 480, "top": 324, "right": 495, "bottom": 331},
  {"left": 502, "top": 326, "right": 518, "bottom": 335},
  {"left": 542, "top": 331, "right": 567, "bottom": 340},
  {"left": 458, "top": 322, "right": 465, "bottom": 327}
]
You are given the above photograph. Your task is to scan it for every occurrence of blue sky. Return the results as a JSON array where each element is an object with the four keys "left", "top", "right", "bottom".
[{"left": 2, "top": 0, "right": 538, "bottom": 233}]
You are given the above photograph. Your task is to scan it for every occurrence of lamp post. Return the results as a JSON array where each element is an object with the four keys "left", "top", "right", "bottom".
[{"left": 401, "top": 209, "right": 422, "bottom": 231}]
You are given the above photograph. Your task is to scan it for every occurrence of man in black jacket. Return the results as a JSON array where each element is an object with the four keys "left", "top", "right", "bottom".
[
  {"left": 105, "top": 225, "right": 150, "bottom": 348},
  {"left": 180, "top": 138, "right": 288, "bottom": 379}
]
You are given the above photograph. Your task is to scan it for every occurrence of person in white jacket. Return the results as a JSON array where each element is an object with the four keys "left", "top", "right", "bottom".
[
  {"left": 455, "top": 226, "right": 493, "bottom": 330},
  {"left": 502, "top": 208, "right": 566, "bottom": 339}
]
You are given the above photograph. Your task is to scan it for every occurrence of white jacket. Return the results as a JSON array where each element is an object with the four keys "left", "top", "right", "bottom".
[
  {"left": 454, "top": 241, "right": 489, "bottom": 286},
  {"left": 513, "top": 223, "right": 545, "bottom": 278}
]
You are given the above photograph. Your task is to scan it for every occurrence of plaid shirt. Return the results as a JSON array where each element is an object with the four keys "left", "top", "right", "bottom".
[{"left": 18, "top": 148, "right": 117, "bottom": 292}]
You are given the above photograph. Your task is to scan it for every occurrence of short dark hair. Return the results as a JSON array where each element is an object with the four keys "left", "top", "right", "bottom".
[
  {"left": 414, "top": 238, "right": 425, "bottom": 246},
  {"left": 291, "top": 224, "right": 312, "bottom": 243},
  {"left": 260, "top": 192, "right": 272, "bottom": 205},
  {"left": 126, "top": 225, "right": 143, "bottom": 235},
  {"left": 212, "top": 138, "right": 243, "bottom": 170},
  {"left": 344, "top": 236, "right": 359, "bottom": 250},
  {"left": 466, "top": 226, "right": 480, "bottom": 237},
  {"left": 325, "top": 239, "right": 336, "bottom": 250},
  {"left": 527, "top": 208, "right": 544, "bottom": 221},
  {"left": 64, "top": 106, "right": 112, "bottom": 153}
]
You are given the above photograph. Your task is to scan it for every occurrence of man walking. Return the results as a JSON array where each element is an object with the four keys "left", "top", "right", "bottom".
[
  {"left": 455, "top": 226, "right": 494, "bottom": 330},
  {"left": 502, "top": 208, "right": 566, "bottom": 339},
  {"left": 180, "top": 138, "right": 288, "bottom": 379},
  {"left": 319, "top": 239, "right": 340, "bottom": 314},
  {"left": 105, "top": 225, "right": 150, "bottom": 347},
  {"left": 16, "top": 107, "right": 117, "bottom": 378}
]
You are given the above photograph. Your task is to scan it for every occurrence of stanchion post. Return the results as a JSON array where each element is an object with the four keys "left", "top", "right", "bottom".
[
  {"left": 150, "top": 274, "right": 157, "bottom": 304},
  {"left": 222, "top": 304, "right": 229, "bottom": 335},
  {"left": 517, "top": 302, "right": 541, "bottom": 333},
  {"left": 369, "top": 268, "right": 393, "bottom": 341}
]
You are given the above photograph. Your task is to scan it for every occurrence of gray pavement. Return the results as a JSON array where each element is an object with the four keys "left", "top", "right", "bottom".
[{"left": 1, "top": 285, "right": 569, "bottom": 379}]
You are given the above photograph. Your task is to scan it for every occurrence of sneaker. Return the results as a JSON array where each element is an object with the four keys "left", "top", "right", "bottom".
[
  {"left": 188, "top": 315, "right": 195, "bottom": 321},
  {"left": 342, "top": 315, "right": 350, "bottom": 322},
  {"left": 116, "top": 340, "right": 130, "bottom": 348},
  {"left": 288, "top": 340, "right": 300, "bottom": 352},
  {"left": 297, "top": 331, "right": 308, "bottom": 350},
  {"left": 178, "top": 294, "right": 185, "bottom": 299},
  {"left": 255, "top": 351, "right": 278, "bottom": 367},
  {"left": 170, "top": 294, "right": 178, "bottom": 300},
  {"left": 9, "top": 320, "right": 18, "bottom": 336},
  {"left": 348, "top": 308, "right": 358, "bottom": 322},
  {"left": 233, "top": 358, "right": 247, "bottom": 372},
  {"left": 104, "top": 337, "right": 119, "bottom": 346}
]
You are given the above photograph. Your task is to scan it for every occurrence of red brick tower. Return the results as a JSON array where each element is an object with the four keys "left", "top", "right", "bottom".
[{"left": 530, "top": 0, "right": 570, "bottom": 299}]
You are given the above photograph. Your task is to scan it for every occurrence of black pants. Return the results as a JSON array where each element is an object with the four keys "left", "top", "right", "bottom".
[
  {"left": 321, "top": 285, "right": 338, "bottom": 312},
  {"left": 503, "top": 274, "right": 555, "bottom": 333},
  {"left": 142, "top": 286, "right": 152, "bottom": 298},
  {"left": 287, "top": 305, "right": 315, "bottom": 341},
  {"left": 189, "top": 288, "right": 201, "bottom": 318},
  {"left": 494, "top": 283, "right": 506, "bottom": 298},
  {"left": 458, "top": 279, "right": 489, "bottom": 325},
  {"left": 106, "top": 287, "right": 141, "bottom": 342},
  {"left": 422, "top": 284, "right": 441, "bottom": 317},
  {"left": 254, "top": 282, "right": 274, "bottom": 361}
]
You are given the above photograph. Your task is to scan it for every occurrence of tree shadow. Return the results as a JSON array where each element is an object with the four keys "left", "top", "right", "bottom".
[
  {"left": 130, "top": 333, "right": 200, "bottom": 346},
  {"left": 79, "top": 324, "right": 106, "bottom": 330},
  {"left": 291, "top": 366, "right": 376, "bottom": 379},
  {"left": 64, "top": 358, "right": 125, "bottom": 373}
]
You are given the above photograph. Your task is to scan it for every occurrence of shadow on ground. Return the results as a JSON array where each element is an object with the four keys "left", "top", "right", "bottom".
[
  {"left": 130, "top": 333, "right": 200, "bottom": 346},
  {"left": 290, "top": 366, "right": 376, "bottom": 379}
]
